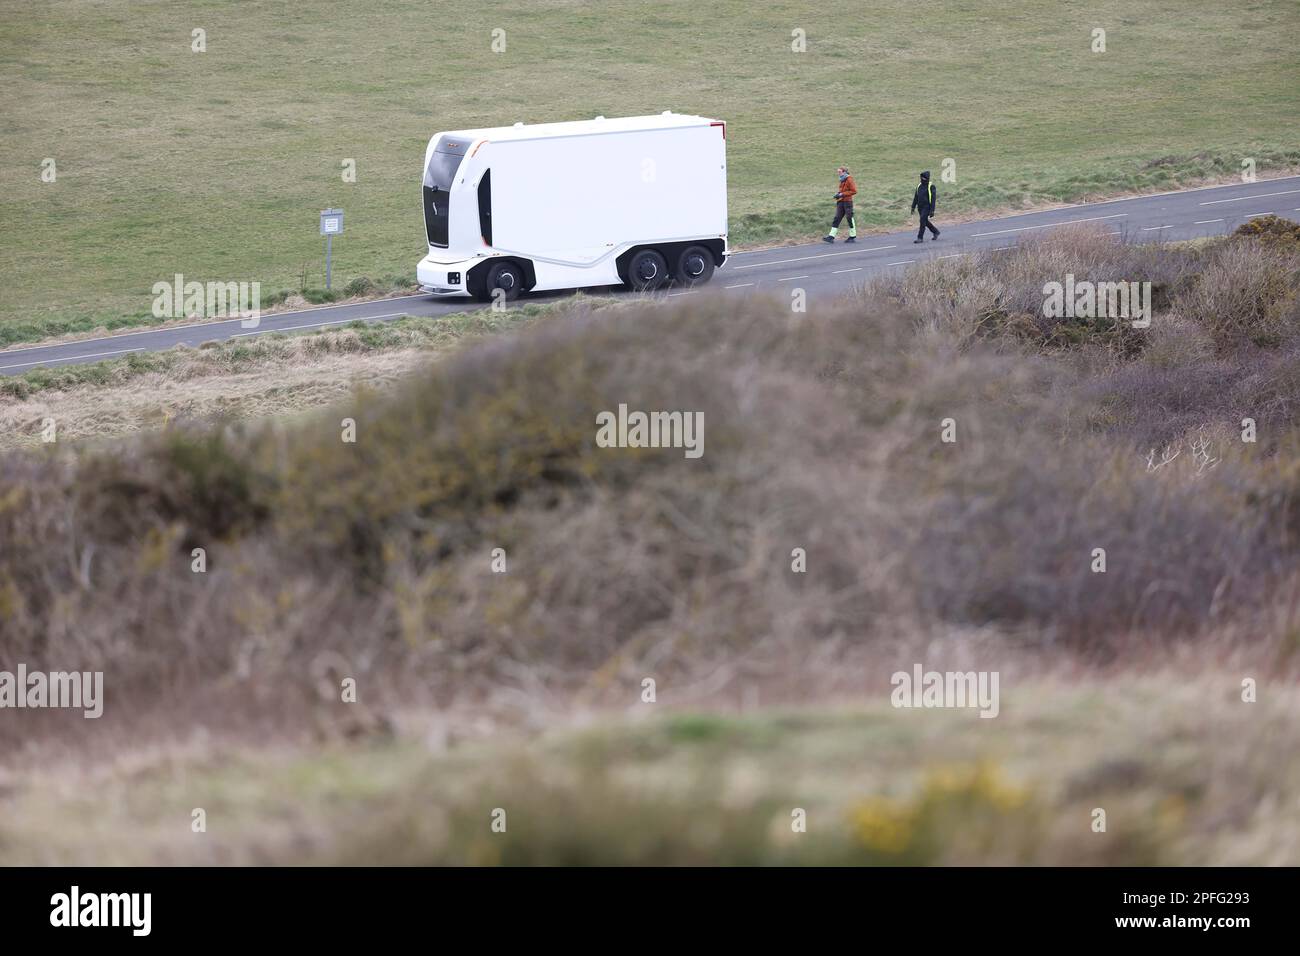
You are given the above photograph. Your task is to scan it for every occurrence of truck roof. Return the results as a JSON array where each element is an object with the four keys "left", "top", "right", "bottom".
[{"left": 437, "top": 112, "right": 722, "bottom": 145}]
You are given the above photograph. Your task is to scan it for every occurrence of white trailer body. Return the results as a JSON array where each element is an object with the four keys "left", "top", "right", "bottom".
[{"left": 415, "top": 112, "right": 728, "bottom": 300}]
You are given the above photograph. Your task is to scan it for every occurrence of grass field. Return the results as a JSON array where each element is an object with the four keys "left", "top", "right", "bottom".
[{"left": 2, "top": 0, "right": 1298, "bottom": 344}]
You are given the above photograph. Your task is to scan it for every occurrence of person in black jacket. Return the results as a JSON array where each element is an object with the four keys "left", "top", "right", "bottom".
[{"left": 911, "top": 171, "right": 940, "bottom": 243}]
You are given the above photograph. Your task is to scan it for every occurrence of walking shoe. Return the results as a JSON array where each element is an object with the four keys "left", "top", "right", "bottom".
[
  {"left": 913, "top": 238, "right": 924, "bottom": 243},
  {"left": 845, "top": 236, "right": 856, "bottom": 243},
  {"left": 822, "top": 235, "right": 835, "bottom": 244},
  {"left": 933, "top": 230, "right": 941, "bottom": 240}
]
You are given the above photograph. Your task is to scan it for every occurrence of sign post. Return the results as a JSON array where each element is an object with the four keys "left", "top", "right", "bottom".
[{"left": 319, "top": 208, "right": 344, "bottom": 290}]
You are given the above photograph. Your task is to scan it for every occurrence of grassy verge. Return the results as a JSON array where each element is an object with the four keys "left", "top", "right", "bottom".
[
  {"left": 0, "top": 296, "right": 626, "bottom": 448},
  {"left": 1, "top": 296, "right": 620, "bottom": 400},
  {"left": 0, "top": 275, "right": 421, "bottom": 351},
  {"left": 3, "top": 0, "right": 1298, "bottom": 345}
]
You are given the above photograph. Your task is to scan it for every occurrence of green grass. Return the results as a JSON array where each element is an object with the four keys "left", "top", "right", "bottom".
[
  {"left": 2, "top": 0, "right": 1298, "bottom": 345},
  {"left": 0, "top": 273, "right": 420, "bottom": 349}
]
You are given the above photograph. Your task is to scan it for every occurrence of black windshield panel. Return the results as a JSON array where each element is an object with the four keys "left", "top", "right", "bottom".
[
  {"left": 423, "top": 136, "right": 467, "bottom": 248},
  {"left": 424, "top": 185, "right": 449, "bottom": 247}
]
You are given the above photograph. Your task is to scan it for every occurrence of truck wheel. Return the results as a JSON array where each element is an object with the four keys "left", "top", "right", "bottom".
[
  {"left": 477, "top": 260, "right": 524, "bottom": 303},
  {"left": 626, "top": 248, "right": 669, "bottom": 292},
  {"left": 675, "top": 245, "right": 715, "bottom": 287}
]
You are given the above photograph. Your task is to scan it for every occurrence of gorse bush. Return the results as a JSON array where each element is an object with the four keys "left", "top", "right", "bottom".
[
  {"left": 849, "top": 763, "right": 1037, "bottom": 864},
  {"left": 1234, "top": 213, "right": 1300, "bottom": 252}
]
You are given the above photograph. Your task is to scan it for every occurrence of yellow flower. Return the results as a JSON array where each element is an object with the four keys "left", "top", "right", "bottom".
[{"left": 849, "top": 797, "right": 915, "bottom": 855}]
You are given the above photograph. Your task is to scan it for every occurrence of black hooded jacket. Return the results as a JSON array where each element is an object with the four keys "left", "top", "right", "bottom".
[{"left": 911, "top": 172, "right": 937, "bottom": 214}]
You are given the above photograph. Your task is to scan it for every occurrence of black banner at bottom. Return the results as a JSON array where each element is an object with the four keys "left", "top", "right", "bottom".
[{"left": 0, "top": 866, "right": 1279, "bottom": 942}]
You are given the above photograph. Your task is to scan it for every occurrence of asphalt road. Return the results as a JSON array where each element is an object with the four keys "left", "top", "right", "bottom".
[{"left": 4, "top": 175, "right": 1298, "bottom": 376}]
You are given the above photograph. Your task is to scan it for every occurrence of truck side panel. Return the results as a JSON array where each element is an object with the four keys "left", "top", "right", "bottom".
[{"left": 486, "top": 125, "right": 726, "bottom": 266}]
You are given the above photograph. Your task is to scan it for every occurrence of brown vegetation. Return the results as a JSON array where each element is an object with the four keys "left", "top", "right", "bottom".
[{"left": 3, "top": 226, "right": 1300, "bottom": 755}]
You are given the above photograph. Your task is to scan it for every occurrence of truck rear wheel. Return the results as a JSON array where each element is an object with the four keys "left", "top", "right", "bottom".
[
  {"left": 473, "top": 260, "right": 525, "bottom": 303},
  {"left": 625, "top": 248, "right": 669, "bottom": 292},
  {"left": 675, "top": 245, "right": 715, "bottom": 287}
]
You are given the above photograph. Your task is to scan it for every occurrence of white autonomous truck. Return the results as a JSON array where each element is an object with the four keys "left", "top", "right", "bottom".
[{"left": 416, "top": 112, "right": 728, "bottom": 301}]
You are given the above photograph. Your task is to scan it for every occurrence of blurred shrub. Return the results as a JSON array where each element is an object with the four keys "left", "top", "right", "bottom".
[
  {"left": 3, "top": 227, "right": 1300, "bottom": 740},
  {"left": 849, "top": 763, "right": 1035, "bottom": 864}
]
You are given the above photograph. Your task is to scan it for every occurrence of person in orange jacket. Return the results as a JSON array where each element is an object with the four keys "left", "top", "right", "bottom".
[{"left": 823, "top": 166, "right": 858, "bottom": 243}]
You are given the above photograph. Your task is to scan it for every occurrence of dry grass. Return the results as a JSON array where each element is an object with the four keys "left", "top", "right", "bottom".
[
  {"left": 0, "top": 348, "right": 429, "bottom": 450},
  {"left": 3, "top": 226, "right": 1300, "bottom": 864},
  {"left": 0, "top": 297, "right": 626, "bottom": 447},
  {"left": 3, "top": 229, "right": 1300, "bottom": 732},
  {"left": 3, "top": 674, "right": 1298, "bottom": 865}
]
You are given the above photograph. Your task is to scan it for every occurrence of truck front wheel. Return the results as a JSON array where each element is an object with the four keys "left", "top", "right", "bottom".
[
  {"left": 675, "top": 245, "right": 715, "bottom": 287},
  {"left": 625, "top": 248, "right": 669, "bottom": 292},
  {"left": 473, "top": 260, "right": 525, "bottom": 303}
]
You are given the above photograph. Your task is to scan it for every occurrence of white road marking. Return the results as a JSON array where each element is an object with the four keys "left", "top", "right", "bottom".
[
  {"left": 778, "top": 275, "right": 809, "bottom": 281},
  {"left": 232, "top": 313, "right": 403, "bottom": 338},
  {"left": 667, "top": 291, "right": 697, "bottom": 297},
  {"left": 1194, "top": 219, "right": 1224, "bottom": 225},
  {"left": 0, "top": 296, "right": 433, "bottom": 357},
  {"left": 832, "top": 268, "right": 862, "bottom": 274},
  {"left": 732, "top": 245, "right": 895, "bottom": 269},
  {"left": 0, "top": 319, "right": 230, "bottom": 355},
  {"left": 1244, "top": 212, "right": 1272, "bottom": 218},
  {"left": 724, "top": 283, "right": 754, "bottom": 289},
  {"left": 1141, "top": 225, "right": 1173, "bottom": 232},
  {"left": 1199, "top": 188, "right": 1300, "bottom": 205},
  {"left": 0, "top": 346, "right": 145, "bottom": 370},
  {"left": 937, "top": 253, "right": 965, "bottom": 259},
  {"left": 971, "top": 213, "right": 1127, "bottom": 237}
]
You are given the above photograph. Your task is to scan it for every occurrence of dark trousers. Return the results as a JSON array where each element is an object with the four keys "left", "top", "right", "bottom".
[
  {"left": 917, "top": 210, "right": 939, "bottom": 239},
  {"left": 832, "top": 200, "right": 855, "bottom": 231}
]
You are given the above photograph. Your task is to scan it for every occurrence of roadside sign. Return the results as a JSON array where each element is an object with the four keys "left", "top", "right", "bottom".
[
  {"left": 319, "top": 209, "right": 343, "bottom": 289},
  {"left": 320, "top": 208, "right": 344, "bottom": 235}
]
